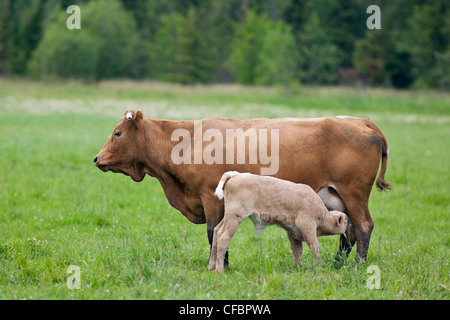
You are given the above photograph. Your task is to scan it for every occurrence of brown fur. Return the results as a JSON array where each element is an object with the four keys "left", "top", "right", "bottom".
[
  {"left": 94, "top": 110, "right": 390, "bottom": 262},
  {"left": 208, "top": 172, "right": 348, "bottom": 273}
]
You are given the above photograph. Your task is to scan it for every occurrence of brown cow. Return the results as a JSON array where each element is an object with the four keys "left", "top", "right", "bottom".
[{"left": 94, "top": 110, "right": 390, "bottom": 263}]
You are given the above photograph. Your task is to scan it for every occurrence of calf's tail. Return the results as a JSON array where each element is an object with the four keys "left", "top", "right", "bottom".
[{"left": 214, "top": 171, "right": 240, "bottom": 200}]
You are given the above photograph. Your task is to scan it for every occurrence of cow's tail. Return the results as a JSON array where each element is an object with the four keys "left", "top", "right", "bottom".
[
  {"left": 214, "top": 171, "right": 240, "bottom": 200},
  {"left": 365, "top": 119, "right": 392, "bottom": 191}
]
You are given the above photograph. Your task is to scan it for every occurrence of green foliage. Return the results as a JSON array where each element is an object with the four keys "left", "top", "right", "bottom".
[
  {"left": 433, "top": 49, "right": 450, "bottom": 91},
  {"left": 406, "top": 0, "right": 450, "bottom": 89},
  {"left": 282, "top": 0, "right": 309, "bottom": 34},
  {"left": 150, "top": 13, "right": 183, "bottom": 82},
  {"left": 229, "top": 11, "right": 298, "bottom": 86},
  {"left": 353, "top": 0, "right": 450, "bottom": 89},
  {"left": 171, "top": 7, "right": 216, "bottom": 84},
  {"left": 229, "top": 11, "right": 268, "bottom": 85},
  {"left": 0, "top": 0, "right": 14, "bottom": 74},
  {"left": 254, "top": 20, "right": 299, "bottom": 86},
  {"left": 28, "top": 0, "right": 145, "bottom": 80},
  {"left": 1, "top": 0, "right": 450, "bottom": 89},
  {"left": 0, "top": 0, "right": 46, "bottom": 75},
  {"left": 318, "top": 0, "right": 366, "bottom": 68},
  {"left": 353, "top": 31, "right": 384, "bottom": 86},
  {"left": 28, "top": 14, "right": 100, "bottom": 79},
  {"left": 299, "top": 12, "right": 341, "bottom": 85},
  {"left": 150, "top": 7, "right": 218, "bottom": 84},
  {"left": 82, "top": 0, "right": 144, "bottom": 79}
]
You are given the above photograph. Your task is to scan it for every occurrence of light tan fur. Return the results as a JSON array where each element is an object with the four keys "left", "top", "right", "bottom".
[{"left": 208, "top": 172, "right": 348, "bottom": 273}]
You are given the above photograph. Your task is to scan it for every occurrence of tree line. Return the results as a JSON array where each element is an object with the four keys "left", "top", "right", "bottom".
[{"left": 0, "top": 0, "right": 449, "bottom": 90}]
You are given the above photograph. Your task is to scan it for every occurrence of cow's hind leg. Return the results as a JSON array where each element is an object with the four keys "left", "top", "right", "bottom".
[
  {"left": 337, "top": 191, "right": 374, "bottom": 262},
  {"left": 354, "top": 206, "right": 374, "bottom": 261}
]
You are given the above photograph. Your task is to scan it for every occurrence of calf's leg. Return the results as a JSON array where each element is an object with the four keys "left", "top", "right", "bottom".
[
  {"left": 207, "top": 219, "right": 229, "bottom": 267},
  {"left": 287, "top": 231, "right": 303, "bottom": 267},
  {"left": 295, "top": 219, "right": 322, "bottom": 261},
  {"left": 204, "top": 198, "right": 229, "bottom": 267},
  {"left": 306, "top": 236, "right": 322, "bottom": 261},
  {"left": 208, "top": 220, "right": 224, "bottom": 271},
  {"left": 300, "top": 228, "right": 322, "bottom": 261},
  {"left": 215, "top": 216, "right": 241, "bottom": 273}
]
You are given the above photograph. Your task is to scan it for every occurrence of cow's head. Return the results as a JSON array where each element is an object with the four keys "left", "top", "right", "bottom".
[{"left": 94, "top": 110, "right": 147, "bottom": 182}]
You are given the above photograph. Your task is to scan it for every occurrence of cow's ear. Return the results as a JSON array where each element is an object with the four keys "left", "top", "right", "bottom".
[
  {"left": 135, "top": 110, "right": 144, "bottom": 123},
  {"left": 124, "top": 109, "right": 144, "bottom": 127}
]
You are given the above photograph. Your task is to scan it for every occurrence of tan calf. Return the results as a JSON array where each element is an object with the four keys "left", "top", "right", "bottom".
[{"left": 208, "top": 172, "right": 348, "bottom": 273}]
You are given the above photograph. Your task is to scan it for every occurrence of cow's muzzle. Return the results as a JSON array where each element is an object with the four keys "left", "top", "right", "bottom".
[{"left": 94, "top": 155, "right": 109, "bottom": 171}]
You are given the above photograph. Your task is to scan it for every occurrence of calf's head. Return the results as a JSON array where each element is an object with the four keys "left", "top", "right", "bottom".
[
  {"left": 318, "top": 210, "right": 349, "bottom": 236},
  {"left": 94, "top": 110, "right": 147, "bottom": 182}
]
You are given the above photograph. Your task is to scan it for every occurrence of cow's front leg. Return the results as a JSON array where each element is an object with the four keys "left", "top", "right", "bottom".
[
  {"left": 204, "top": 197, "right": 228, "bottom": 267},
  {"left": 335, "top": 225, "right": 356, "bottom": 262}
]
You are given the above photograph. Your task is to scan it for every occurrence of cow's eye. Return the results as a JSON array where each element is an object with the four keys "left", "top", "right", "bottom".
[{"left": 114, "top": 131, "right": 121, "bottom": 137}]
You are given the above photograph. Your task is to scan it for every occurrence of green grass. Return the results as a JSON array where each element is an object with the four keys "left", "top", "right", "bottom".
[{"left": 0, "top": 79, "right": 448, "bottom": 299}]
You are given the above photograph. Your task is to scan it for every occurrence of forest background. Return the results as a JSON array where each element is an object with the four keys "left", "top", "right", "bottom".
[{"left": 1, "top": 0, "right": 449, "bottom": 90}]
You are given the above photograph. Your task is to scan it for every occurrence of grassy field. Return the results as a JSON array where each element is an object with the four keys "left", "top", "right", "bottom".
[{"left": 0, "top": 79, "right": 448, "bottom": 300}]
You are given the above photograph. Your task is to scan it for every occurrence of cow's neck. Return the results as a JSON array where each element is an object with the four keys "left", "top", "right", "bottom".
[
  {"left": 140, "top": 118, "right": 205, "bottom": 222},
  {"left": 140, "top": 118, "right": 194, "bottom": 182}
]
